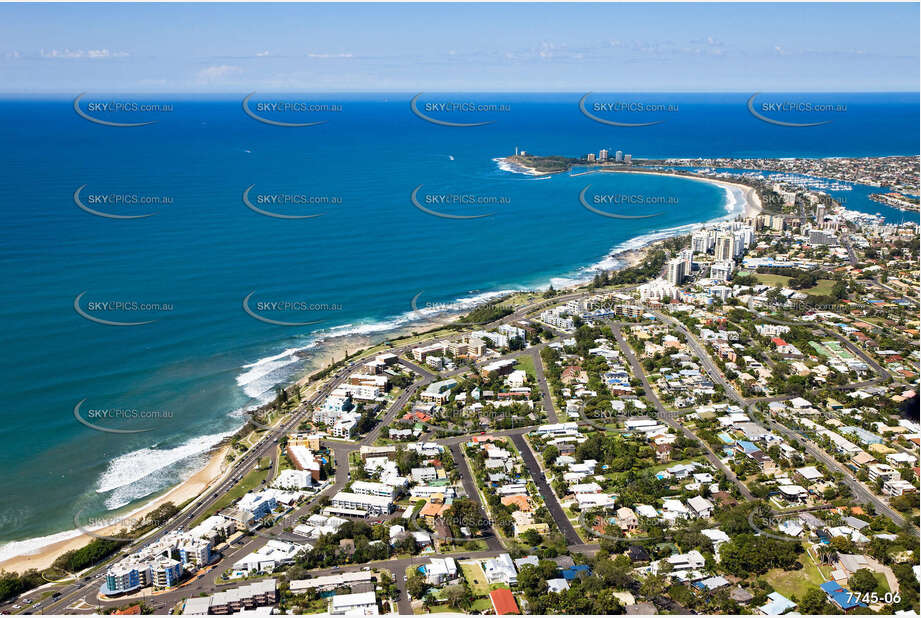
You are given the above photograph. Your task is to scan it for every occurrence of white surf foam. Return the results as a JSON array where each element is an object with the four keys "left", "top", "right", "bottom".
[
  {"left": 96, "top": 431, "right": 233, "bottom": 499},
  {"left": 236, "top": 346, "right": 306, "bottom": 400},
  {"left": 0, "top": 527, "right": 87, "bottom": 563},
  {"left": 493, "top": 157, "right": 544, "bottom": 176}
]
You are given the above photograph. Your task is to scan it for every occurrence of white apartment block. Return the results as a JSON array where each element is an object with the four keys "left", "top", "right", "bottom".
[{"left": 330, "top": 491, "right": 394, "bottom": 515}]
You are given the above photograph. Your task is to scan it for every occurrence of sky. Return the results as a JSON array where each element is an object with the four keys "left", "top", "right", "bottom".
[{"left": 0, "top": 3, "right": 918, "bottom": 92}]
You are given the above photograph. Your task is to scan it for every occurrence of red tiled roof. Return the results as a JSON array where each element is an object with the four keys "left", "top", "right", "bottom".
[
  {"left": 114, "top": 606, "right": 141, "bottom": 615},
  {"left": 490, "top": 588, "right": 520, "bottom": 615}
]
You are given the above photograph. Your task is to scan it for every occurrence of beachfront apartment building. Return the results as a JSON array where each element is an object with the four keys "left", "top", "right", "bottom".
[
  {"left": 104, "top": 553, "right": 185, "bottom": 596},
  {"left": 313, "top": 394, "right": 354, "bottom": 426},
  {"left": 151, "top": 557, "right": 183, "bottom": 588},
  {"left": 104, "top": 527, "right": 220, "bottom": 595},
  {"left": 105, "top": 560, "right": 150, "bottom": 595},
  {"left": 237, "top": 491, "right": 278, "bottom": 521},
  {"left": 333, "top": 383, "right": 381, "bottom": 401},
  {"left": 412, "top": 342, "right": 447, "bottom": 362},
  {"left": 177, "top": 537, "right": 213, "bottom": 567},
  {"left": 539, "top": 306, "right": 575, "bottom": 330}
]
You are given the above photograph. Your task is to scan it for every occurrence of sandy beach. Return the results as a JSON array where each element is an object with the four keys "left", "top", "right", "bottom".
[
  {"left": 493, "top": 157, "right": 763, "bottom": 219},
  {"left": 0, "top": 446, "right": 230, "bottom": 574}
]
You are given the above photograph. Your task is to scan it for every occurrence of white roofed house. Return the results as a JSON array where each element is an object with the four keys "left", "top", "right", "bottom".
[
  {"left": 661, "top": 499, "right": 690, "bottom": 523},
  {"left": 687, "top": 496, "right": 714, "bottom": 519},
  {"left": 667, "top": 550, "right": 706, "bottom": 571},
  {"left": 569, "top": 482, "right": 602, "bottom": 494},
  {"left": 701, "top": 529, "right": 730, "bottom": 560},
  {"left": 795, "top": 466, "right": 824, "bottom": 484},
  {"left": 616, "top": 507, "right": 639, "bottom": 531},
  {"left": 778, "top": 485, "right": 809, "bottom": 504},
  {"left": 411, "top": 466, "right": 438, "bottom": 483},
  {"left": 424, "top": 557, "right": 459, "bottom": 585},
  {"left": 506, "top": 369, "right": 528, "bottom": 389},
  {"left": 482, "top": 553, "right": 518, "bottom": 585},
  {"left": 574, "top": 492, "right": 617, "bottom": 509},
  {"left": 329, "top": 590, "right": 379, "bottom": 616}
]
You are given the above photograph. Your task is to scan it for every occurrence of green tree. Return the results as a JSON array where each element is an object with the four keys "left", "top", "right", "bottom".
[
  {"left": 799, "top": 587, "right": 831, "bottom": 614},
  {"left": 848, "top": 568, "right": 878, "bottom": 594},
  {"left": 639, "top": 573, "right": 668, "bottom": 599},
  {"left": 406, "top": 573, "right": 429, "bottom": 600}
]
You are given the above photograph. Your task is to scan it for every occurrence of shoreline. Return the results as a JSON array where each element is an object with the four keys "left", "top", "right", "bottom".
[
  {"left": 0, "top": 162, "right": 756, "bottom": 575},
  {"left": 0, "top": 446, "right": 231, "bottom": 574},
  {"left": 592, "top": 167, "right": 763, "bottom": 219},
  {"left": 494, "top": 157, "right": 764, "bottom": 219}
]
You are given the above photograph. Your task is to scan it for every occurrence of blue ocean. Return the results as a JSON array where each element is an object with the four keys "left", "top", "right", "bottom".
[{"left": 0, "top": 92, "right": 917, "bottom": 555}]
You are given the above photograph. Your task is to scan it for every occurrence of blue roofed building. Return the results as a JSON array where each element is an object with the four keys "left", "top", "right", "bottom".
[
  {"left": 736, "top": 440, "right": 760, "bottom": 455},
  {"left": 561, "top": 564, "right": 591, "bottom": 581},
  {"left": 820, "top": 581, "right": 867, "bottom": 611}
]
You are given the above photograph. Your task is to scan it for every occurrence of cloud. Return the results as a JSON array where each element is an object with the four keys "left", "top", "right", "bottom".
[
  {"left": 255, "top": 50, "right": 271, "bottom": 57},
  {"left": 3, "top": 50, "right": 22, "bottom": 60},
  {"left": 40, "top": 48, "right": 129, "bottom": 59},
  {"left": 196, "top": 64, "right": 241, "bottom": 83},
  {"left": 306, "top": 53, "right": 353, "bottom": 59},
  {"left": 690, "top": 36, "right": 724, "bottom": 47}
]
